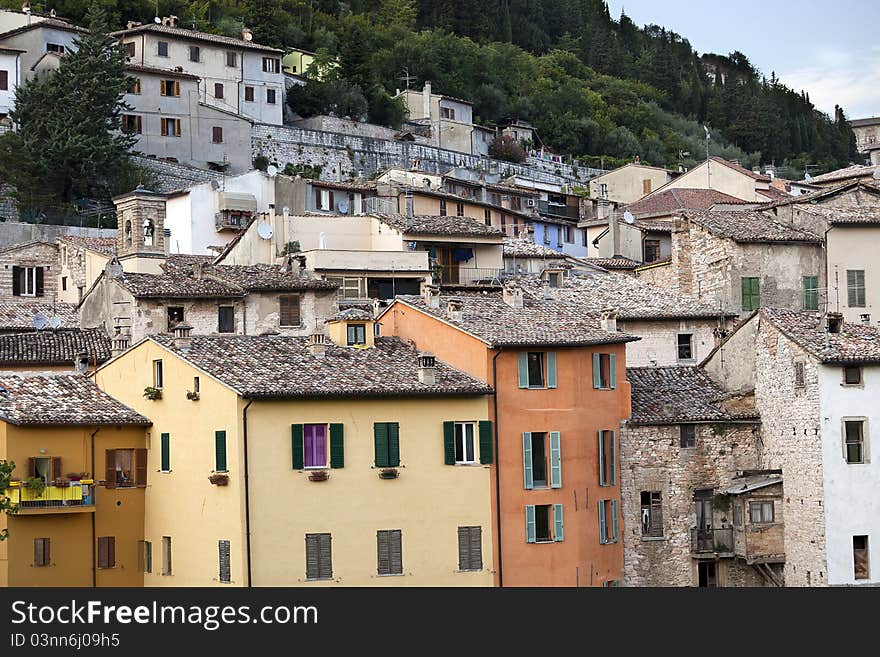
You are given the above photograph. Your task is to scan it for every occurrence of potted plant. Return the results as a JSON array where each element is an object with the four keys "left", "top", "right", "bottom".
[
  {"left": 66, "top": 472, "right": 88, "bottom": 482},
  {"left": 24, "top": 477, "right": 46, "bottom": 496},
  {"left": 186, "top": 390, "right": 200, "bottom": 401},
  {"left": 308, "top": 470, "right": 329, "bottom": 482},
  {"left": 143, "top": 386, "right": 162, "bottom": 400},
  {"left": 208, "top": 473, "right": 229, "bottom": 486},
  {"left": 53, "top": 477, "right": 71, "bottom": 488},
  {"left": 378, "top": 468, "right": 399, "bottom": 480}
]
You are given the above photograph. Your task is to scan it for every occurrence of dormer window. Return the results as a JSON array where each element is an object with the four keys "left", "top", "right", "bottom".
[{"left": 346, "top": 323, "right": 366, "bottom": 346}]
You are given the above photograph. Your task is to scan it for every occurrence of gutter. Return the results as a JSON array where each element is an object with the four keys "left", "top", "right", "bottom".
[
  {"left": 242, "top": 399, "right": 254, "bottom": 587},
  {"left": 90, "top": 427, "right": 100, "bottom": 588},
  {"left": 491, "top": 349, "right": 503, "bottom": 587}
]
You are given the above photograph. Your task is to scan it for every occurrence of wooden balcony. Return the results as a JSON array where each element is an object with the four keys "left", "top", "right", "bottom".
[{"left": 690, "top": 527, "right": 735, "bottom": 557}]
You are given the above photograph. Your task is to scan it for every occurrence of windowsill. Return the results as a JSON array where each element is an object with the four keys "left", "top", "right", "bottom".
[
  {"left": 677, "top": 359, "right": 696, "bottom": 365},
  {"left": 303, "top": 466, "right": 329, "bottom": 471},
  {"left": 533, "top": 539, "right": 554, "bottom": 544},
  {"left": 158, "top": 470, "right": 172, "bottom": 474},
  {"left": 305, "top": 577, "right": 334, "bottom": 582},
  {"left": 454, "top": 462, "right": 482, "bottom": 467},
  {"left": 376, "top": 573, "right": 405, "bottom": 577},
  {"left": 641, "top": 536, "right": 666, "bottom": 542},
  {"left": 841, "top": 383, "right": 864, "bottom": 388}
]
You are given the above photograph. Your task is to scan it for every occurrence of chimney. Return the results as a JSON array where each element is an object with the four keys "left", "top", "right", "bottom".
[
  {"left": 417, "top": 353, "right": 436, "bottom": 385},
  {"left": 423, "top": 283, "right": 441, "bottom": 308},
  {"left": 423, "top": 80, "right": 432, "bottom": 123},
  {"left": 860, "top": 313, "right": 871, "bottom": 326},
  {"left": 172, "top": 322, "right": 193, "bottom": 349},
  {"left": 446, "top": 297, "right": 463, "bottom": 322},
  {"left": 405, "top": 190, "right": 414, "bottom": 222},
  {"left": 192, "top": 261, "right": 205, "bottom": 280},
  {"left": 74, "top": 352, "right": 89, "bottom": 375},
  {"left": 826, "top": 312, "right": 844, "bottom": 334},
  {"left": 308, "top": 332, "right": 327, "bottom": 358},
  {"left": 111, "top": 331, "right": 130, "bottom": 357},
  {"left": 600, "top": 307, "right": 618, "bottom": 332},
  {"left": 502, "top": 281, "right": 524, "bottom": 310},
  {"left": 609, "top": 210, "right": 621, "bottom": 256},
  {"left": 164, "top": 228, "right": 171, "bottom": 256},
  {"left": 242, "top": 27, "right": 253, "bottom": 42}
]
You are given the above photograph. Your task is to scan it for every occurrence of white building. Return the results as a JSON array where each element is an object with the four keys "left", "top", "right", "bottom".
[
  {"left": 113, "top": 18, "right": 284, "bottom": 126},
  {"left": 703, "top": 307, "right": 880, "bottom": 586},
  {"left": 0, "top": 44, "right": 22, "bottom": 128},
  {"left": 0, "top": 15, "right": 85, "bottom": 82}
]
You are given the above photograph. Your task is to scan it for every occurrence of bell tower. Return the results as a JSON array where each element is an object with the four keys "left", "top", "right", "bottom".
[{"left": 113, "top": 186, "right": 167, "bottom": 273}]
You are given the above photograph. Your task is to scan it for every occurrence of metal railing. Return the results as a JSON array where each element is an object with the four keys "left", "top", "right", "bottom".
[
  {"left": 432, "top": 266, "right": 505, "bottom": 286},
  {"left": 537, "top": 200, "right": 581, "bottom": 221},
  {"left": 6, "top": 482, "right": 94, "bottom": 509},
  {"left": 690, "top": 527, "right": 734, "bottom": 554}
]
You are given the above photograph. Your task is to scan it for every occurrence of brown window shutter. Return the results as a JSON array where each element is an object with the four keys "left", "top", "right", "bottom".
[
  {"left": 108, "top": 537, "right": 116, "bottom": 568},
  {"left": 329, "top": 191, "right": 335, "bottom": 210},
  {"left": 35, "top": 268, "right": 44, "bottom": 296},
  {"left": 98, "top": 537, "right": 108, "bottom": 568},
  {"left": 160, "top": 81, "right": 166, "bottom": 96},
  {"left": 105, "top": 449, "right": 116, "bottom": 488},
  {"left": 469, "top": 527, "right": 482, "bottom": 570},
  {"left": 161, "top": 120, "right": 167, "bottom": 136},
  {"left": 305, "top": 534, "right": 319, "bottom": 579},
  {"left": 51, "top": 457, "right": 62, "bottom": 481},
  {"left": 135, "top": 448, "right": 148, "bottom": 488},
  {"left": 315, "top": 188, "right": 321, "bottom": 209},
  {"left": 27, "top": 457, "right": 35, "bottom": 478},
  {"left": 457, "top": 527, "right": 469, "bottom": 571},
  {"left": 12, "top": 266, "right": 21, "bottom": 296},
  {"left": 174, "top": 80, "right": 180, "bottom": 96},
  {"left": 175, "top": 120, "right": 181, "bottom": 137},
  {"left": 319, "top": 534, "right": 332, "bottom": 579},
  {"left": 34, "top": 539, "right": 43, "bottom": 566},
  {"left": 389, "top": 530, "right": 402, "bottom": 575},
  {"left": 377, "top": 531, "right": 390, "bottom": 575},
  {"left": 137, "top": 116, "right": 142, "bottom": 133}
]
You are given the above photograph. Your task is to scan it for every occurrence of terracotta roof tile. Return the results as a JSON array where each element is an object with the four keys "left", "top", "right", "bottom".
[
  {"left": 112, "top": 23, "right": 283, "bottom": 53},
  {"left": 625, "top": 188, "right": 751, "bottom": 217},
  {"left": 627, "top": 366, "right": 760, "bottom": 425},
  {"left": 502, "top": 238, "right": 566, "bottom": 259},
  {"left": 581, "top": 257, "right": 641, "bottom": 270},
  {"left": 372, "top": 213, "right": 504, "bottom": 238},
  {"left": 0, "top": 329, "right": 110, "bottom": 366},
  {"left": 684, "top": 209, "right": 823, "bottom": 243},
  {"left": 151, "top": 335, "right": 492, "bottom": 399},
  {"left": 0, "top": 302, "right": 79, "bottom": 331},
  {"left": 0, "top": 374, "right": 150, "bottom": 426},
  {"left": 58, "top": 235, "right": 117, "bottom": 256},
  {"left": 760, "top": 307, "right": 880, "bottom": 364}
]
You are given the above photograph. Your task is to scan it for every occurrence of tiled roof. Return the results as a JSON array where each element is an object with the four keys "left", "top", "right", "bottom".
[
  {"left": 627, "top": 367, "right": 760, "bottom": 425},
  {"left": 625, "top": 188, "right": 750, "bottom": 217},
  {"left": 850, "top": 117, "right": 880, "bottom": 128},
  {"left": 718, "top": 473, "right": 783, "bottom": 495},
  {"left": 115, "top": 271, "right": 243, "bottom": 299},
  {"left": 760, "top": 307, "right": 880, "bottom": 364},
  {"left": 756, "top": 186, "right": 790, "bottom": 201},
  {"left": 204, "top": 264, "right": 339, "bottom": 292},
  {"left": 312, "top": 179, "right": 378, "bottom": 192},
  {"left": 126, "top": 63, "right": 200, "bottom": 80},
  {"left": 0, "top": 302, "right": 79, "bottom": 331},
  {"left": 0, "top": 329, "right": 110, "bottom": 366},
  {"left": 0, "top": 17, "right": 87, "bottom": 40},
  {"left": 806, "top": 164, "right": 880, "bottom": 184},
  {"left": 683, "top": 209, "right": 823, "bottom": 243},
  {"left": 503, "top": 238, "right": 566, "bottom": 259},
  {"left": 393, "top": 291, "right": 638, "bottom": 348},
  {"left": 636, "top": 219, "right": 674, "bottom": 233},
  {"left": 130, "top": 155, "right": 219, "bottom": 193},
  {"left": 516, "top": 271, "right": 731, "bottom": 321},
  {"left": 328, "top": 308, "right": 374, "bottom": 321},
  {"left": 803, "top": 205, "right": 880, "bottom": 225},
  {"left": 58, "top": 235, "right": 117, "bottom": 256},
  {"left": 581, "top": 257, "right": 641, "bottom": 270},
  {"left": 112, "top": 23, "right": 283, "bottom": 53},
  {"left": 372, "top": 213, "right": 504, "bottom": 237},
  {"left": 0, "top": 239, "right": 56, "bottom": 255},
  {"left": 150, "top": 335, "right": 492, "bottom": 399},
  {"left": 0, "top": 374, "right": 150, "bottom": 426}
]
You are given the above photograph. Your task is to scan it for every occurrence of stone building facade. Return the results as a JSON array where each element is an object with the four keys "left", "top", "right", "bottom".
[{"left": 0, "top": 240, "right": 58, "bottom": 302}]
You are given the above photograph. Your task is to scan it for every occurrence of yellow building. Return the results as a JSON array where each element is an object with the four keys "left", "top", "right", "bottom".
[
  {"left": 282, "top": 47, "right": 338, "bottom": 80},
  {"left": 95, "top": 317, "right": 496, "bottom": 586},
  {"left": 0, "top": 373, "right": 150, "bottom": 587}
]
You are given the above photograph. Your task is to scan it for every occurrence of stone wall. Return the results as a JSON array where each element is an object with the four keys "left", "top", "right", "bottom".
[
  {"left": 635, "top": 261, "right": 676, "bottom": 290},
  {"left": 620, "top": 422, "right": 760, "bottom": 587},
  {"left": 753, "top": 318, "right": 827, "bottom": 586},
  {"left": 619, "top": 318, "right": 724, "bottom": 368},
  {"left": 252, "top": 123, "right": 598, "bottom": 187},
  {"left": 0, "top": 241, "right": 59, "bottom": 301},
  {"left": 0, "top": 184, "right": 18, "bottom": 222},
  {"left": 0, "top": 223, "right": 116, "bottom": 250}
]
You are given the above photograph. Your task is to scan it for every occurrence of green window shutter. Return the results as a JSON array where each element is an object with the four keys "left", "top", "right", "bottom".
[
  {"left": 388, "top": 422, "right": 400, "bottom": 467},
  {"left": 478, "top": 420, "right": 493, "bottom": 464},
  {"left": 329, "top": 423, "right": 344, "bottom": 468},
  {"left": 291, "top": 424, "right": 304, "bottom": 470},
  {"left": 443, "top": 421, "right": 456, "bottom": 465},
  {"left": 803, "top": 276, "right": 819, "bottom": 310},
  {"left": 609, "top": 430, "right": 616, "bottom": 486},
  {"left": 517, "top": 352, "right": 529, "bottom": 388},
  {"left": 598, "top": 500, "right": 607, "bottom": 544},
  {"left": 160, "top": 433, "right": 170, "bottom": 472},
  {"left": 546, "top": 352, "right": 557, "bottom": 389},
  {"left": 522, "top": 432, "right": 533, "bottom": 490},
  {"left": 609, "top": 354, "right": 617, "bottom": 389},
  {"left": 592, "top": 353, "right": 601, "bottom": 388},
  {"left": 525, "top": 505, "right": 536, "bottom": 543},
  {"left": 374, "top": 423, "right": 389, "bottom": 468},
  {"left": 598, "top": 431, "right": 606, "bottom": 486},
  {"left": 553, "top": 504, "right": 564, "bottom": 542},
  {"left": 549, "top": 431, "right": 562, "bottom": 488},
  {"left": 214, "top": 430, "right": 227, "bottom": 472},
  {"left": 611, "top": 499, "right": 619, "bottom": 543}
]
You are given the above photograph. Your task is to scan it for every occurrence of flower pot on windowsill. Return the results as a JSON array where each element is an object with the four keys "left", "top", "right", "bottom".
[
  {"left": 209, "top": 473, "right": 229, "bottom": 486},
  {"left": 308, "top": 470, "right": 329, "bottom": 482},
  {"left": 143, "top": 387, "right": 162, "bottom": 400},
  {"left": 378, "top": 468, "right": 399, "bottom": 480},
  {"left": 186, "top": 390, "right": 200, "bottom": 401}
]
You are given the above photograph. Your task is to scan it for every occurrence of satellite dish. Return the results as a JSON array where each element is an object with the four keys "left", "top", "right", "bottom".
[
  {"left": 257, "top": 222, "right": 274, "bottom": 240},
  {"left": 49, "top": 317, "right": 62, "bottom": 330},
  {"left": 337, "top": 199, "right": 349, "bottom": 214},
  {"left": 804, "top": 173, "right": 813, "bottom": 183},
  {"left": 153, "top": 16, "right": 161, "bottom": 24},
  {"left": 210, "top": 179, "right": 220, "bottom": 190},
  {"left": 623, "top": 211, "right": 635, "bottom": 225},
  {"left": 32, "top": 313, "right": 49, "bottom": 330},
  {"left": 266, "top": 165, "right": 278, "bottom": 177}
]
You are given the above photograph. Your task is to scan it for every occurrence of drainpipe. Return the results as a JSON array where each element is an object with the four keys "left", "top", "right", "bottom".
[
  {"left": 242, "top": 399, "right": 254, "bottom": 586},
  {"left": 491, "top": 349, "right": 504, "bottom": 587},
  {"left": 90, "top": 427, "right": 100, "bottom": 588}
]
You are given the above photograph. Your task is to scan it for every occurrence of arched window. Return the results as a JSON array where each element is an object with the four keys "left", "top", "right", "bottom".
[
  {"left": 143, "top": 218, "right": 155, "bottom": 247},
  {"left": 124, "top": 220, "right": 132, "bottom": 247}
]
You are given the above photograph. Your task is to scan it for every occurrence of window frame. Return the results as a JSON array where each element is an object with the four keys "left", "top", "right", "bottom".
[
  {"left": 680, "top": 424, "right": 696, "bottom": 449},
  {"left": 803, "top": 275, "right": 819, "bottom": 311},
  {"left": 305, "top": 532, "right": 332, "bottom": 581},
  {"left": 15, "top": 266, "right": 41, "bottom": 297},
  {"left": 454, "top": 421, "right": 477, "bottom": 465},
  {"left": 457, "top": 526, "right": 482, "bottom": 572},
  {"left": 640, "top": 491, "right": 664, "bottom": 538},
  {"left": 226, "top": 51, "right": 237, "bottom": 67},
  {"left": 244, "top": 86, "right": 255, "bottom": 102},
  {"left": 279, "top": 294, "right": 301, "bottom": 327},
  {"left": 189, "top": 45, "right": 200, "bottom": 62},
  {"left": 853, "top": 535, "right": 870, "bottom": 580},
  {"left": 34, "top": 537, "right": 51, "bottom": 567},
  {"left": 843, "top": 366, "right": 863, "bottom": 386},
  {"left": 153, "top": 359, "right": 164, "bottom": 389},
  {"left": 741, "top": 276, "right": 760, "bottom": 312},
  {"left": 843, "top": 418, "right": 868, "bottom": 464},
  {"left": 533, "top": 504, "right": 553, "bottom": 543},
  {"left": 526, "top": 351, "right": 545, "bottom": 388},
  {"left": 266, "top": 88, "right": 277, "bottom": 104},
  {"left": 212, "top": 126, "right": 223, "bottom": 144},
  {"left": 346, "top": 323, "right": 367, "bottom": 346},
  {"left": 794, "top": 361, "right": 806, "bottom": 388},
  {"left": 749, "top": 500, "right": 775, "bottom": 524},
  {"left": 218, "top": 305, "right": 235, "bottom": 333},
  {"left": 303, "top": 423, "right": 329, "bottom": 469},
  {"left": 162, "top": 536, "right": 172, "bottom": 576},
  {"left": 676, "top": 333, "right": 695, "bottom": 362},
  {"left": 847, "top": 269, "right": 866, "bottom": 308},
  {"left": 157, "top": 41, "right": 169, "bottom": 57},
  {"left": 376, "top": 529, "right": 403, "bottom": 576},
  {"left": 97, "top": 536, "right": 116, "bottom": 569}
]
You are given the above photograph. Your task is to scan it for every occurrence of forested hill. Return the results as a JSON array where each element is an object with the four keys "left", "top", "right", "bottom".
[{"left": 11, "top": 0, "right": 858, "bottom": 174}]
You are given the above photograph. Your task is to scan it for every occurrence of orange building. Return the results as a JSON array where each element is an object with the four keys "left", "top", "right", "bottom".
[{"left": 380, "top": 281, "right": 636, "bottom": 586}]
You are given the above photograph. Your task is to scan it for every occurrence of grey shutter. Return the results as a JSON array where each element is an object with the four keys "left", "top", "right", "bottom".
[
  {"left": 305, "top": 534, "right": 319, "bottom": 579},
  {"left": 546, "top": 352, "right": 557, "bottom": 388},
  {"left": 457, "top": 527, "right": 470, "bottom": 571},
  {"left": 377, "top": 531, "right": 390, "bottom": 575},
  {"left": 553, "top": 504, "right": 565, "bottom": 542},
  {"left": 611, "top": 499, "right": 619, "bottom": 543},
  {"left": 219, "top": 540, "right": 230, "bottom": 583},
  {"left": 609, "top": 430, "right": 616, "bottom": 486},
  {"left": 468, "top": 527, "right": 482, "bottom": 571},
  {"left": 522, "top": 432, "right": 534, "bottom": 489},
  {"left": 12, "top": 266, "right": 20, "bottom": 296},
  {"left": 609, "top": 354, "right": 617, "bottom": 389},
  {"left": 318, "top": 533, "right": 332, "bottom": 579},
  {"left": 517, "top": 352, "right": 529, "bottom": 388},
  {"left": 526, "top": 505, "right": 536, "bottom": 543},
  {"left": 592, "top": 353, "right": 602, "bottom": 388},
  {"left": 598, "top": 431, "right": 606, "bottom": 486},
  {"left": 389, "top": 529, "right": 402, "bottom": 575},
  {"left": 549, "top": 431, "right": 562, "bottom": 488},
  {"left": 598, "top": 501, "right": 607, "bottom": 544}
]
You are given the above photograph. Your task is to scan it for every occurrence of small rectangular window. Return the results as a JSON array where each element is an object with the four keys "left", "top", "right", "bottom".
[
  {"left": 534, "top": 504, "right": 552, "bottom": 542},
  {"left": 795, "top": 362, "right": 806, "bottom": 388},
  {"left": 218, "top": 306, "right": 234, "bottom": 333},
  {"left": 157, "top": 41, "right": 169, "bottom": 57},
  {"left": 803, "top": 275, "right": 819, "bottom": 310},
  {"left": 845, "top": 420, "right": 865, "bottom": 464},
  {"left": 162, "top": 536, "right": 172, "bottom": 576},
  {"left": 139, "top": 540, "right": 152, "bottom": 573},
  {"left": 733, "top": 502, "right": 743, "bottom": 527},
  {"left": 594, "top": 353, "right": 613, "bottom": 389},
  {"left": 226, "top": 51, "right": 237, "bottom": 67},
  {"left": 644, "top": 238, "right": 661, "bottom": 263},
  {"left": 749, "top": 501, "right": 774, "bottom": 523},
  {"left": 439, "top": 199, "right": 447, "bottom": 216},
  {"left": 484, "top": 209, "right": 491, "bottom": 226},
  {"left": 212, "top": 126, "right": 223, "bottom": 143},
  {"left": 153, "top": 359, "right": 164, "bottom": 389},
  {"left": 161, "top": 117, "right": 181, "bottom": 137},
  {"left": 34, "top": 538, "right": 51, "bottom": 567},
  {"left": 122, "top": 114, "right": 142, "bottom": 134},
  {"left": 346, "top": 323, "right": 366, "bottom": 346},
  {"left": 244, "top": 86, "right": 254, "bottom": 102},
  {"left": 741, "top": 277, "right": 760, "bottom": 312},
  {"left": 128, "top": 77, "right": 141, "bottom": 94},
  {"left": 527, "top": 352, "right": 545, "bottom": 388},
  {"left": 97, "top": 536, "right": 116, "bottom": 568},
  {"left": 305, "top": 533, "right": 332, "bottom": 580},
  {"left": 214, "top": 82, "right": 224, "bottom": 99},
  {"left": 454, "top": 422, "right": 476, "bottom": 464},
  {"left": 457, "top": 526, "right": 482, "bottom": 571},
  {"left": 0, "top": 70, "right": 7, "bottom": 91},
  {"left": 167, "top": 306, "right": 184, "bottom": 329},
  {"left": 529, "top": 432, "right": 548, "bottom": 487},
  {"left": 854, "top": 535, "right": 869, "bottom": 580},
  {"left": 262, "top": 57, "right": 280, "bottom": 73},
  {"left": 456, "top": 202, "right": 464, "bottom": 217},
  {"left": 267, "top": 88, "right": 277, "bottom": 104},
  {"left": 303, "top": 424, "right": 327, "bottom": 468},
  {"left": 640, "top": 491, "right": 663, "bottom": 537},
  {"left": 376, "top": 529, "right": 403, "bottom": 576},
  {"left": 279, "top": 294, "right": 301, "bottom": 327},
  {"left": 844, "top": 367, "right": 862, "bottom": 385},
  {"left": 189, "top": 45, "right": 200, "bottom": 62},
  {"left": 46, "top": 43, "right": 65, "bottom": 53},
  {"left": 680, "top": 425, "right": 696, "bottom": 448},
  {"left": 125, "top": 42, "right": 135, "bottom": 58},
  {"left": 677, "top": 333, "right": 694, "bottom": 361}
]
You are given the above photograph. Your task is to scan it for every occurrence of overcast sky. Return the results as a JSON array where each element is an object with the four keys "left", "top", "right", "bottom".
[{"left": 606, "top": 0, "right": 879, "bottom": 120}]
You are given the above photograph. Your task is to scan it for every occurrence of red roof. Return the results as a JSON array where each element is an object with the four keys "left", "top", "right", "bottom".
[{"left": 624, "top": 188, "right": 751, "bottom": 217}]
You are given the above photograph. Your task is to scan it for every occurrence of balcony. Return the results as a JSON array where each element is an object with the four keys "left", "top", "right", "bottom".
[
  {"left": 300, "top": 249, "right": 430, "bottom": 274},
  {"left": 5, "top": 481, "right": 95, "bottom": 514},
  {"left": 537, "top": 200, "right": 580, "bottom": 221},
  {"left": 432, "top": 265, "right": 505, "bottom": 286},
  {"left": 690, "top": 527, "right": 734, "bottom": 556},
  {"left": 215, "top": 211, "right": 251, "bottom": 232}
]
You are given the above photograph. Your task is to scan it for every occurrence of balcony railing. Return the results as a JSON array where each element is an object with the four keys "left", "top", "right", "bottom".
[
  {"left": 432, "top": 265, "right": 505, "bottom": 286},
  {"left": 537, "top": 200, "right": 580, "bottom": 221},
  {"left": 690, "top": 527, "right": 734, "bottom": 555},
  {"left": 5, "top": 482, "right": 94, "bottom": 509}
]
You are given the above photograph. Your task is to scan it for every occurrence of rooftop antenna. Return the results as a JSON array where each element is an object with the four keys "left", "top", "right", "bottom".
[
  {"left": 399, "top": 66, "right": 416, "bottom": 90},
  {"left": 704, "top": 126, "right": 711, "bottom": 189}
]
